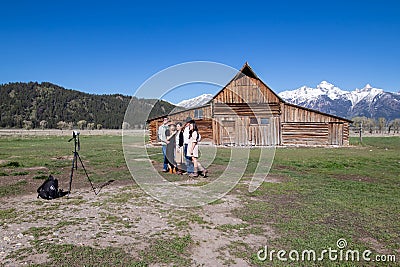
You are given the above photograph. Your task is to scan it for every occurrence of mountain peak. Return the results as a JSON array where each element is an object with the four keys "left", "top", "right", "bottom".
[
  {"left": 318, "top": 81, "right": 334, "bottom": 88},
  {"left": 176, "top": 93, "right": 213, "bottom": 108},
  {"left": 364, "top": 83, "right": 373, "bottom": 89}
]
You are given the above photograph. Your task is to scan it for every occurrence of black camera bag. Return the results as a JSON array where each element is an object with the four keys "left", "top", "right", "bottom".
[{"left": 37, "top": 175, "right": 59, "bottom": 200}]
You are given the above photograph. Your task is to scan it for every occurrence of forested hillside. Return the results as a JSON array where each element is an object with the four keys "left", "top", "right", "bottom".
[{"left": 0, "top": 82, "right": 176, "bottom": 129}]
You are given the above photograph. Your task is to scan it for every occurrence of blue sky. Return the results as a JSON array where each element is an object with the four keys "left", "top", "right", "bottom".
[{"left": 0, "top": 0, "right": 399, "bottom": 103}]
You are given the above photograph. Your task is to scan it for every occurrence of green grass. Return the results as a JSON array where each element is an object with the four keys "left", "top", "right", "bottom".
[
  {"left": 1, "top": 135, "right": 399, "bottom": 266},
  {"left": 11, "top": 233, "right": 192, "bottom": 267},
  {"left": 33, "top": 174, "right": 48, "bottom": 179},
  {"left": 9, "top": 242, "right": 147, "bottom": 267},
  {"left": 231, "top": 136, "right": 400, "bottom": 266},
  {"left": 0, "top": 135, "right": 131, "bottom": 183},
  {"left": 0, "top": 208, "right": 19, "bottom": 226},
  {"left": 0, "top": 180, "right": 27, "bottom": 197},
  {"left": 139, "top": 234, "right": 193, "bottom": 266}
]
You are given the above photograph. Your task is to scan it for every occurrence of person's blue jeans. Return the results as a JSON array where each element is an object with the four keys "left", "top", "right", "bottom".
[
  {"left": 162, "top": 145, "right": 168, "bottom": 170},
  {"left": 184, "top": 144, "right": 194, "bottom": 174}
]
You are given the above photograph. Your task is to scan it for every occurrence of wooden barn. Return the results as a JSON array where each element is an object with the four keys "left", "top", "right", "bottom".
[{"left": 147, "top": 63, "right": 351, "bottom": 146}]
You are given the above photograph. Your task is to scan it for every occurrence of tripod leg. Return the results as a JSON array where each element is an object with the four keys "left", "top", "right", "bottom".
[
  {"left": 76, "top": 152, "right": 97, "bottom": 195},
  {"left": 68, "top": 152, "right": 77, "bottom": 196}
]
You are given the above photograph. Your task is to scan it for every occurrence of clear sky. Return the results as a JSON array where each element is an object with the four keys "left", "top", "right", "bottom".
[{"left": 1, "top": 0, "right": 399, "bottom": 103}]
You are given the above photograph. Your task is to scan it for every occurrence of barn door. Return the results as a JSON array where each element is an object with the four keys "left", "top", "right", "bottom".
[
  {"left": 220, "top": 120, "right": 236, "bottom": 146},
  {"left": 329, "top": 123, "right": 344, "bottom": 145},
  {"left": 248, "top": 117, "right": 279, "bottom": 146}
]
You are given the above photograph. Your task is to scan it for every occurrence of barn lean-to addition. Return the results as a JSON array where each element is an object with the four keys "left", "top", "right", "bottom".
[{"left": 147, "top": 63, "right": 351, "bottom": 146}]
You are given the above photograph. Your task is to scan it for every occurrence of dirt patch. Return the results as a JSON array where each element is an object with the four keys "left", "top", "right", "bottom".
[
  {"left": 332, "top": 174, "right": 376, "bottom": 183},
  {"left": 264, "top": 173, "right": 288, "bottom": 183},
  {"left": 0, "top": 179, "right": 277, "bottom": 266},
  {"left": 50, "top": 155, "right": 74, "bottom": 161},
  {"left": 22, "top": 166, "right": 49, "bottom": 171},
  {"left": 272, "top": 164, "right": 298, "bottom": 172},
  {"left": 360, "top": 237, "right": 392, "bottom": 254}
]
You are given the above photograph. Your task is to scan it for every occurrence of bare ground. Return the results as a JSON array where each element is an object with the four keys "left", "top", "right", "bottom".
[{"left": 0, "top": 174, "right": 281, "bottom": 266}]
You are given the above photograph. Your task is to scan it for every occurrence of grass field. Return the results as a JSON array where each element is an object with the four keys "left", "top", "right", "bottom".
[{"left": 0, "top": 135, "right": 399, "bottom": 266}]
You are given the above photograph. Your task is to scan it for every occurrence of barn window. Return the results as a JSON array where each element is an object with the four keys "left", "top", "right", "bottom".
[
  {"left": 250, "top": 117, "right": 258, "bottom": 125},
  {"left": 194, "top": 109, "right": 203, "bottom": 119},
  {"left": 260, "top": 118, "right": 269, "bottom": 125}
]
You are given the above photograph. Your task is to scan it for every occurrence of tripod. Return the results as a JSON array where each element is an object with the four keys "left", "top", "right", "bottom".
[{"left": 68, "top": 131, "right": 98, "bottom": 196}]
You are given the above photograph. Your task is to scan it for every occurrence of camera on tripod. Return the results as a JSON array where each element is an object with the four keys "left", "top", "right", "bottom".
[
  {"left": 67, "top": 131, "right": 113, "bottom": 196},
  {"left": 68, "top": 130, "right": 81, "bottom": 151}
]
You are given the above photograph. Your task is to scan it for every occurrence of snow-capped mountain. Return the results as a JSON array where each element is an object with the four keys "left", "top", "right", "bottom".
[
  {"left": 279, "top": 81, "right": 400, "bottom": 120},
  {"left": 176, "top": 94, "right": 213, "bottom": 108},
  {"left": 174, "top": 82, "right": 399, "bottom": 120}
]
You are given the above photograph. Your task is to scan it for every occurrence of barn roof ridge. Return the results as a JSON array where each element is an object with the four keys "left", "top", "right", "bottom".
[
  {"left": 210, "top": 62, "right": 285, "bottom": 103},
  {"left": 147, "top": 62, "right": 352, "bottom": 123}
]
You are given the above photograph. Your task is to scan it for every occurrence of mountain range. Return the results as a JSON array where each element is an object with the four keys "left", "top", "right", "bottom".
[
  {"left": 278, "top": 81, "right": 400, "bottom": 121},
  {"left": 175, "top": 82, "right": 400, "bottom": 121}
]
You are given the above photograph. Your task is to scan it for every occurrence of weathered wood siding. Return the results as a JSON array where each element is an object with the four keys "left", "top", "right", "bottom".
[
  {"left": 213, "top": 103, "right": 280, "bottom": 116},
  {"left": 213, "top": 75, "right": 281, "bottom": 104},
  {"left": 282, "top": 103, "right": 345, "bottom": 123},
  {"left": 213, "top": 115, "right": 280, "bottom": 146},
  {"left": 281, "top": 103, "right": 350, "bottom": 145},
  {"left": 212, "top": 74, "right": 281, "bottom": 146},
  {"left": 282, "top": 122, "right": 330, "bottom": 145}
]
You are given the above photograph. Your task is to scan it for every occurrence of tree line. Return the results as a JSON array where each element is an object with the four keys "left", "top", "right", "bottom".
[
  {"left": 0, "top": 82, "right": 176, "bottom": 129},
  {"left": 351, "top": 116, "right": 400, "bottom": 133}
]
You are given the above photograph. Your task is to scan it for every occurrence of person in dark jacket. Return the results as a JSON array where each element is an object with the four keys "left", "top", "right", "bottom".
[
  {"left": 165, "top": 123, "right": 177, "bottom": 173},
  {"left": 175, "top": 122, "right": 185, "bottom": 174}
]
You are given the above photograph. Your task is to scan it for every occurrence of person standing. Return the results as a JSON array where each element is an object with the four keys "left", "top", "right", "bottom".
[
  {"left": 183, "top": 117, "right": 194, "bottom": 175},
  {"left": 175, "top": 122, "right": 184, "bottom": 175},
  {"left": 158, "top": 117, "right": 170, "bottom": 172},
  {"left": 166, "top": 123, "right": 177, "bottom": 173},
  {"left": 187, "top": 120, "right": 208, "bottom": 178}
]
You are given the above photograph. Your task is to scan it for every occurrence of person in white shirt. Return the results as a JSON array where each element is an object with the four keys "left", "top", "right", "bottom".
[
  {"left": 175, "top": 122, "right": 184, "bottom": 175},
  {"left": 183, "top": 117, "right": 194, "bottom": 175},
  {"left": 186, "top": 120, "right": 208, "bottom": 178}
]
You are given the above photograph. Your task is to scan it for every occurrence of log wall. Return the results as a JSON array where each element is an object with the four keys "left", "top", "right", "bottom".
[
  {"left": 282, "top": 103, "right": 346, "bottom": 123},
  {"left": 281, "top": 122, "right": 330, "bottom": 146}
]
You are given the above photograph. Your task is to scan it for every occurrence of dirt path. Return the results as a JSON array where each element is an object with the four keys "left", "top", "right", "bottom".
[{"left": 0, "top": 180, "right": 277, "bottom": 266}]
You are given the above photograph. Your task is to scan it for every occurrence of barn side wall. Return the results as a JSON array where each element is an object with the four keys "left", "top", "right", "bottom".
[{"left": 281, "top": 103, "right": 350, "bottom": 146}]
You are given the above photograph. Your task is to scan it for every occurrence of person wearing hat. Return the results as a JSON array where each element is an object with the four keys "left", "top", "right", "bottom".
[
  {"left": 158, "top": 117, "right": 170, "bottom": 172},
  {"left": 183, "top": 117, "right": 194, "bottom": 175}
]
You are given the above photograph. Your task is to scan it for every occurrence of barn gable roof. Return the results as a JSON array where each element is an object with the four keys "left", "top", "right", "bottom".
[
  {"left": 211, "top": 62, "right": 284, "bottom": 103},
  {"left": 147, "top": 62, "right": 352, "bottom": 123}
]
